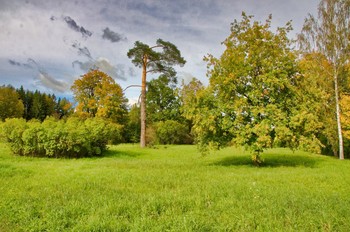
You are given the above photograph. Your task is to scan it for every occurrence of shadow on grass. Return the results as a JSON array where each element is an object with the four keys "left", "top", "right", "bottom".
[
  {"left": 102, "top": 148, "right": 142, "bottom": 158},
  {"left": 213, "top": 154, "right": 321, "bottom": 168}
]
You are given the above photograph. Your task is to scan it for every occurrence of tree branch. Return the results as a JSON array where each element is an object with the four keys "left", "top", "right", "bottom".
[
  {"left": 146, "top": 69, "right": 163, "bottom": 73},
  {"left": 150, "top": 44, "right": 164, "bottom": 50},
  {"left": 123, "top": 85, "right": 142, "bottom": 91}
]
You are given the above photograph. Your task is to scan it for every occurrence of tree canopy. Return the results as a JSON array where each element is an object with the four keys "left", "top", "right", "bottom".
[
  {"left": 189, "top": 13, "right": 321, "bottom": 160},
  {"left": 71, "top": 69, "right": 128, "bottom": 124},
  {"left": 0, "top": 86, "right": 24, "bottom": 121},
  {"left": 127, "top": 39, "right": 186, "bottom": 78},
  {"left": 146, "top": 75, "right": 182, "bottom": 123}
]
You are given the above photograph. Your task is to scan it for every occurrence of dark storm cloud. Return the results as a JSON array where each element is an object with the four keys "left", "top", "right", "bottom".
[
  {"left": 63, "top": 16, "right": 92, "bottom": 38},
  {"left": 72, "top": 41, "right": 92, "bottom": 59},
  {"left": 102, "top": 27, "right": 127, "bottom": 43}
]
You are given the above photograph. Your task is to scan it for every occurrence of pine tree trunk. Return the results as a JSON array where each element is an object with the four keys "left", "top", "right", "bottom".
[
  {"left": 334, "top": 71, "right": 344, "bottom": 159},
  {"left": 140, "top": 55, "right": 147, "bottom": 148}
]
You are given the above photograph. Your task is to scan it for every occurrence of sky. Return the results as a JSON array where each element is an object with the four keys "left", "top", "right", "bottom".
[{"left": 0, "top": 0, "right": 319, "bottom": 104}]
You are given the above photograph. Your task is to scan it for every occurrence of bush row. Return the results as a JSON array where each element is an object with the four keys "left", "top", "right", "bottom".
[{"left": 0, "top": 117, "right": 122, "bottom": 158}]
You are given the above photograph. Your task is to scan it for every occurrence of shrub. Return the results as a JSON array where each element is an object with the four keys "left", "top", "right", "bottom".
[
  {"left": 22, "top": 120, "right": 44, "bottom": 156},
  {"left": 145, "top": 125, "right": 157, "bottom": 147},
  {"left": 0, "top": 117, "right": 122, "bottom": 158},
  {"left": 40, "top": 117, "right": 65, "bottom": 157},
  {"left": 154, "top": 120, "right": 190, "bottom": 145},
  {"left": 0, "top": 118, "right": 27, "bottom": 155}
]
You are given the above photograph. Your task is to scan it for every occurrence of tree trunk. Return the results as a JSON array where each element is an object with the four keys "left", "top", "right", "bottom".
[
  {"left": 140, "top": 55, "right": 147, "bottom": 148},
  {"left": 334, "top": 70, "right": 344, "bottom": 159}
]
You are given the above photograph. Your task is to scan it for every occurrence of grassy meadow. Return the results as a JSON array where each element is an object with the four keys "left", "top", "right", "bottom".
[{"left": 1, "top": 143, "right": 350, "bottom": 231}]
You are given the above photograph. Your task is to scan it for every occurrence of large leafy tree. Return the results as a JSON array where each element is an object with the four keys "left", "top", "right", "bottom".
[
  {"left": 298, "top": 0, "right": 350, "bottom": 159},
  {"left": 146, "top": 75, "right": 181, "bottom": 123},
  {"left": 0, "top": 85, "right": 24, "bottom": 121},
  {"left": 201, "top": 13, "right": 318, "bottom": 158},
  {"left": 297, "top": 52, "right": 346, "bottom": 156},
  {"left": 180, "top": 78, "right": 225, "bottom": 150},
  {"left": 182, "top": 84, "right": 226, "bottom": 152},
  {"left": 127, "top": 39, "right": 186, "bottom": 147},
  {"left": 71, "top": 69, "right": 127, "bottom": 124},
  {"left": 180, "top": 78, "right": 205, "bottom": 122}
]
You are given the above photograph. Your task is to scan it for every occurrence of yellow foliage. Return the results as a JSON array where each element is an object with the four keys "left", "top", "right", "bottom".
[
  {"left": 71, "top": 69, "right": 127, "bottom": 123},
  {"left": 341, "top": 95, "right": 350, "bottom": 139}
]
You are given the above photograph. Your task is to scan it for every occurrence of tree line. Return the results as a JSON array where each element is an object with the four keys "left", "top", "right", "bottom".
[
  {"left": 0, "top": 85, "right": 73, "bottom": 121},
  {"left": 0, "top": 69, "right": 192, "bottom": 146}
]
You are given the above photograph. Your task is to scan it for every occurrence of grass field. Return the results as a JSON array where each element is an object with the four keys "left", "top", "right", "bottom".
[{"left": 1, "top": 143, "right": 350, "bottom": 231}]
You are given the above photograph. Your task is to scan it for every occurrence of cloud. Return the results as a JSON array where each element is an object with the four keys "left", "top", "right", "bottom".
[
  {"left": 0, "top": 0, "right": 320, "bottom": 100},
  {"left": 126, "top": 1, "right": 180, "bottom": 23},
  {"left": 178, "top": 72, "right": 197, "bottom": 85},
  {"left": 102, "top": 27, "right": 127, "bottom": 43},
  {"left": 37, "top": 71, "right": 69, "bottom": 93},
  {"left": 128, "top": 67, "right": 137, "bottom": 77},
  {"left": 72, "top": 41, "right": 92, "bottom": 59},
  {"left": 72, "top": 57, "right": 127, "bottom": 81},
  {"left": 27, "top": 58, "right": 38, "bottom": 67},
  {"left": 8, "top": 57, "right": 69, "bottom": 92},
  {"left": 124, "top": 0, "right": 221, "bottom": 28},
  {"left": 8, "top": 59, "right": 21, "bottom": 66},
  {"left": 8, "top": 59, "right": 34, "bottom": 69},
  {"left": 63, "top": 16, "right": 92, "bottom": 38}
]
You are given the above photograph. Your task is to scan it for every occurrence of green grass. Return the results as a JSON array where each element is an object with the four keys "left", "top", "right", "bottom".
[{"left": 1, "top": 144, "right": 350, "bottom": 231}]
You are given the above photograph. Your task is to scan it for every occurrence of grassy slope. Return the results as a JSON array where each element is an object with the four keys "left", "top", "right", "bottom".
[{"left": 1, "top": 144, "right": 350, "bottom": 231}]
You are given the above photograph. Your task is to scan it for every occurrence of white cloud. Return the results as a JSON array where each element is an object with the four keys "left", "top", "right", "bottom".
[
  {"left": 37, "top": 72, "right": 69, "bottom": 93},
  {"left": 73, "top": 57, "right": 127, "bottom": 81}
]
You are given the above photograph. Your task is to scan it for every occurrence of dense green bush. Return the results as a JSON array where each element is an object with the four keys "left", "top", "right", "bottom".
[
  {"left": 154, "top": 120, "right": 191, "bottom": 145},
  {"left": 0, "top": 117, "right": 122, "bottom": 158},
  {"left": 0, "top": 118, "right": 27, "bottom": 155}
]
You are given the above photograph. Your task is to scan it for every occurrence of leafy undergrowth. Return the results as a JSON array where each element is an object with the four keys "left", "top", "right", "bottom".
[{"left": 1, "top": 144, "right": 350, "bottom": 231}]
